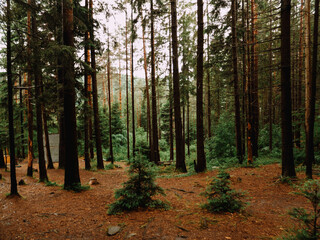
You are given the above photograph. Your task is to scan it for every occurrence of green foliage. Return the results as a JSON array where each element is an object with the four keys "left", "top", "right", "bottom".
[
  {"left": 108, "top": 157, "right": 169, "bottom": 215},
  {"left": 259, "top": 124, "right": 281, "bottom": 154},
  {"left": 45, "top": 180, "right": 60, "bottom": 187},
  {"left": 280, "top": 180, "right": 320, "bottom": 240},
  {"left": 206, "top": 114, "right": 236, "bottom": 160},
  {"left": 201, "top": 170, "right": 245, "bottom": 213},
  {"left": 104, "top": 163, "right": 121, "bottom": 170}
]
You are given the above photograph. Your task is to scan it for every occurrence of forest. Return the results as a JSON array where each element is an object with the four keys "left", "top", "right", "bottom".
[{"left": 0, "top": 0, "right": 320, "bottom": 239}]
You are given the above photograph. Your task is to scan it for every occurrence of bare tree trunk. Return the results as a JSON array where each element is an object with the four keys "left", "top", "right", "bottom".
[
  {"left": 171, "top": 0, "right": 187, "bottom": 172},
  {"left": 141, "top": 15, "right": 152, "bottom": 159},
  {"left": 27, "top": 0, "right": 34, "bottom": 176},
  {"left": 232, "top": 0, "right": 243, "bottom": 164},
  {"left": 83, "top": 0, "right": 91, "bottom": 170},
  {"left": 195, "top": 0, "right": 206, "bottom": 172},
  {"left": 7, "top": 0, "right": 18, "bottom": 195},
  {"left": 19, "top": 74, "right": 25, "bottom": 159},
  {"left": 281, "top": 0, "right": 296, "bottom": 177},
  {"left": 125, "top": 9, "right": 130, "bottom": 160},
  {"left": 89, "top": 0, "right": 103, "bottom": 169},
  {"left": 0, "top": 148, "right": 5, "bottom": 168},
  {"left": 268, "top": 0, "right": 273, "bottom": 151},
  {"left": 131, "top": 2, "right": 136, "bottom": 157},
  {"left": 206, "top": 0, "right": 211, "bottom": 138},
  {"left": 43, "top": 109, "right": 54, "bottom": 169},
  {"left": 31, "top": 0, "right": 48, "bottom": 182},
  {"left": 169, "top": 36, "right": 174, "bottom": 162},
  {"left": 150, "top": 0, "right": 160, "bottom": 164},
  {"left": 107, "top": 38, "right": 114, "bottom": 164},
  {"left": 63, "top": 0, "right": 81, "bottom": 189},
  {"left": 305, "top": 0, "right": 318, "bottom": 178}
]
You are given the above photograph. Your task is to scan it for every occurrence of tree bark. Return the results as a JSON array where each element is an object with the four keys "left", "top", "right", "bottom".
[
  {"left": 7, "top": 0, "right": 18, "bottom": 195},
  {"left": 141, "top": 15, "right": 152, "bottom": 160},
  {"left": 107, "top": 39, "right": 114, "bottom": 164},
  {"left": 131, "top": 1, "right": 136, "bottom": 157},
  {"left": 43, "top": 109, "right": 54, "bottom": 169},
  {"left": 268, "top": 0, "right": 273, "bottom": 151},
  {"left": 231, "top": 0, "right": 243, "bottom": 164},
  {"left": 63, "top": 0, "right": 81, "bottom": 189},
  {"left": 31, "top": 0, "right": 48, "bottom": 182},
  {"left": 150, "top": 0, "right": 160, "bottom": 164},
  {"left": 281, "top": 0, "right": 296, "bottom": 177},
  {"left": 0, "top": 148, "right": 5, "bottom": 168},
  {"left": 89, "top": 0, "right": 104, "bottom": 169},
  {"left": 168, "top": 27, "right": 174, "bottom": 162},
  {"left": 195, "top": 0, "right": 206, "bottom": 172},
  {"left": 83, "top": 0, "right": 91, "bottom": 170},
  {"left": 305, "top": 0, "right": 319, "bottom": 178},
  {"left": 125, "top": 9, "right": 130, "bottom": 160},
  {"left": 171, "top": 0, "right": 187, "bottom": 172},
  {"left": 27, "top": 0, "right": 34, "bottom": 176}
]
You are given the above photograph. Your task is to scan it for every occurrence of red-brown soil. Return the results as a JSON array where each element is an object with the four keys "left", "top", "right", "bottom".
[{"left": 0, "top": 160, "right": 314, "bottom": 240}]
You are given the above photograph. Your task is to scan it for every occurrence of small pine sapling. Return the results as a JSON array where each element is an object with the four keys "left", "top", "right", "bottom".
[
  {"left": 201, "top": 170, "right": 245, "bottom": 213},
  {"left": 108, "top": 157, "right": 169, "bottom": 215},
  {"left": 280, "top": 180, "right": 320, "bottom": 240}
]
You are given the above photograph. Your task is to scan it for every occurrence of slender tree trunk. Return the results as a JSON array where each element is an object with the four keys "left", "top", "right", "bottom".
[
  {"left": 241, "top": 0, "right": 247, "bottom": 156},
  {"left": 107, "top": 39, "right": 114, "bottom": 164},
  {"left": 281, "top": 0, "right": 296, "bottom": 177},
  {"left": 83, "top": 0, "right": 91, "bottom": 170},
  {"left": 57, "top": 0, "right": 65, "bottom": 169},
  {"left": 125, "top": 10, "right": 130, "bottom": 160},
  {"left": 27, "top": 0, "right": 34, "bottom": 176},
  {"left": 19, "top": 75, "right": 25, "bottom": 159},
  {"left": 169, "top": 31, "right": 174, "bottom": 162},
  {"left": 232, "top": 0, "right": 243, "bottom": 164},
  {"left": 7, "top": 0, "right": 18, "bottom": 195},
  {"left": 251, "top": 0, "right": 259, "bottom": 158},
  {"left": 187, "top": 91, "right": 190, "bottom": 156},
  {"left": 63, "top": 0, "right": 81, "bottom": 189},
  {"left": 141, "top": 16, "right": 152, "bottom": 159},
  {"left": 31, "top": 0, "right": 48, "bottom": 182},
  {"left": 305, "top": 0, "right": 318, "bottom": 178},
  {"left": 171, "top": 0, "right": 187, "bottom": 172},
  {"left": 43, "top": 109, "right": 54, "bottom": 169},
  {"left": 119, "top": 50, "right": 122, "bottom": 114},
  {"left": 89, "top": 0, "right": 104, "bottom": 169},
  {"left": 195, "top": 0, "right": 206, "bottom": 172},
  {"left": 131, "top": 2, "right": 135, "bottom": 157},
  {"left": 268, "top": 0, "right": 273, "bottom": 151},
  {"left": 150, "top": 0, "right": 160, "bottom": 164},
  {"left": 0, "top": 148, "right": 5, "bottom": 168},
  {"left": 206, "top": 0, "right": 211, "bottom": 138}
]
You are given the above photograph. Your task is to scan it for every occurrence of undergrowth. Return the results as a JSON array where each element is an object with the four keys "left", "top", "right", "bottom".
[{"left": 108, "top": 157, "right": 169, "bottom": 215}]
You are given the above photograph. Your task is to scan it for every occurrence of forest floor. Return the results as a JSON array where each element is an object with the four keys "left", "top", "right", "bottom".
[{"left": 0, "top": 158, "right": 316, "bottom": 240}]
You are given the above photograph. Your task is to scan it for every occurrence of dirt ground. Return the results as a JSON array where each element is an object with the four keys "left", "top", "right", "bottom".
[{"left": 0, "top": 159, "right": 314, "bottom": 240}]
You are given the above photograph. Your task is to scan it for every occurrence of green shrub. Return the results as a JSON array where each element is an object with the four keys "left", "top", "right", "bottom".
[
  {"left": 108, "top": 157, "right": 169, "bottom": 215},
  {"left": 206, "top": 114, "right": 236, "bottom": 160},
  {"left": 279, "top": 180, "right": 320, "bottom": 240},
  {"left": 201, "top": 170, "right": 245, "bottom": 213}
]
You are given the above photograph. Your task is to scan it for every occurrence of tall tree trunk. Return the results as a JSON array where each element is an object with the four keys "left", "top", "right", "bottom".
[
  {"left": 305, "top": 0, "right": 319, "bottom": 178},
  {"left": 83, "top": 0, "right": 91, "bottom": 170},
  {"left": 43, "top": 109, "right": 54, "bottom": 169},
  {"left": 281, "top": 0, "right": 296, "bottom": 177},
  {"left": 7, "top": 0, "right": 18, "bottom": 195},
  {"left": 232, "top": 0, "right": 243, "bottom": 164},
  {"left": 241, "top": 0, "right": 247, "bottom": 156},
  {"left": 169, "top": 28, "right": 174, "bottom": 162},
  {"left": 125, "top": 9, "right": 130, "bottom": 160},
  {"left": 268, "top": 0, "right": 273, "bottom": 151},
  {"left": 131, "top": 2, "right": 136, "bottom": 157},
  {"left": 27, "top": 0, "right": 34, "bottom": 176},
  {"left": 251, "top": 0, "right": 259, "bottom": 158},
  {"left": 63, "top": 0, "right": 81, "bottom": 189},
  {"left": 171, "top": 0, "right": 187, "bottom": 172},
  {"left": 89, "top": 0, "right": 104, "bottom": 169},
  {"left": 206, "top": 0, "right": 211, "bottom": 138},
  {"left": 107, "top": 39, "right": 114, "bottom": 164},
  {"left": 141, "top": 16, "right": 152, "bottom": 159},
  {"left": 19, "top": 75, "right": 25, "bottom": 159},
  {"left": 150, "top": 0, "right": 160, "bottom": 164},
  {"left": 31, "top": 0, "right": 48, "bottom": 182},
  {"left": 187, "top": 91, "right": 190, "bottom": 156},
  {"left": 119, "top": 50, "right": 122, "bottom": 114},
  {"left": 57, "top": 0, "right": 65, "bottom": 169},
  {"left": 195, "top": 0, "right": 206, "bottom": 172}
]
